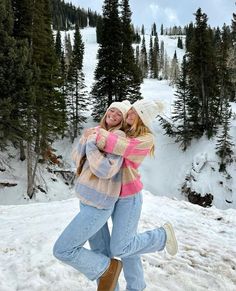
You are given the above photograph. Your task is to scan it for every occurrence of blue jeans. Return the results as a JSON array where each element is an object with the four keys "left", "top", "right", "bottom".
[
  {"left": 53, "top": 202, "right": 114, "bottom": 280},
  {"left": 89, "top": 193, "right": 167, "bottom": 291}
]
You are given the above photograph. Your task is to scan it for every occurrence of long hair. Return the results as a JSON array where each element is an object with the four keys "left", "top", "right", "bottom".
[{"left": 124, "top": 114, "right": 155, "bottom": 156}]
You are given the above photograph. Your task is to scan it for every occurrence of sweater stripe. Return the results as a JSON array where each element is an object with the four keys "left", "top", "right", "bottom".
[
  {"left": 104, "top": 132, "right": 118, "bottom": 153},
  {"left": 121, "top": 179, "right": 143, "bottom": 196}
]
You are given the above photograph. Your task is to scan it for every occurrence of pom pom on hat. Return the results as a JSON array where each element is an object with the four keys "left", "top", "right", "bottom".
[
  {"left": 107, "top": 100, "right": 131, "bottom": 118},
  {"left": 132, "top": 99, "right": 165, "bottom": 129}
]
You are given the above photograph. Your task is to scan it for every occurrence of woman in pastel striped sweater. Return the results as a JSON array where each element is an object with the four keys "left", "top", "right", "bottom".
[
  {"left": 53, "top": 101, "right": 132, "bottom": 291},
  {"left": 89, "top": 99, "right": 178, "bottom": 291}
]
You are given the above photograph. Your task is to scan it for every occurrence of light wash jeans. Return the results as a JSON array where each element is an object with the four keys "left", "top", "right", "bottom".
[
  {"left": 53, "top": 202, "right": 114, "bottom": 280},
  {"left": 89, "top": 193, "right": 167, "bottom": 291}
]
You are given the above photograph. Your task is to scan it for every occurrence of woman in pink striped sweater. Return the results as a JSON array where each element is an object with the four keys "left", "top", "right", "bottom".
[{"left": 89, "top": 99, "right": 178, "bottom": 291}]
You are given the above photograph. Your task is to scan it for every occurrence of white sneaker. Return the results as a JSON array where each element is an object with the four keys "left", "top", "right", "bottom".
[{"left": 163, "top": 222, "right": 178, "bottom": 256}]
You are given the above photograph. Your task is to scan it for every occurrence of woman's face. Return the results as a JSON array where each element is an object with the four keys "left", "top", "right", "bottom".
[
  {"left": 105, "top": 108, "right": 123, "bottom": 128},
  {"left": 126, "top": 108, "right": 138, "bottom": 126}
]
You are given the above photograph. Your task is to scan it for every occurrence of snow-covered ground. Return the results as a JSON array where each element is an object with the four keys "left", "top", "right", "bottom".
[
  {"left": 0, "top": 27, "right": 236, "bottom": 291},
  {"left": 1, "top": 191, "right": 236, "bottom": 291}
]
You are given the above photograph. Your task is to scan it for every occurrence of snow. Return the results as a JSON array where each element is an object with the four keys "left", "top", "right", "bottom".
[
  {"left": 1, "top": 192, "right": 236, "bottom": 291},
  {"left": 1, "top": 27, "right": 236, "bottom": 290}
]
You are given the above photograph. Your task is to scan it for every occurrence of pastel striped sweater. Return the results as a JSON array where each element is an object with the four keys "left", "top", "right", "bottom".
[
  {"left": 72, "top": 130, "right": 125, "bottom": 209},
  {"left": 97, "top": 128, "right": 154, "bottom": 197}
]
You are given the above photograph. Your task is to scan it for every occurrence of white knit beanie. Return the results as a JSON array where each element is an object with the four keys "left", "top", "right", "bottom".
[
  {"left": 132, "top": 99, "right": 165, "bottom": 129},
  {"left": 107, "top": 100, "right": 131, "bottom": 118}
]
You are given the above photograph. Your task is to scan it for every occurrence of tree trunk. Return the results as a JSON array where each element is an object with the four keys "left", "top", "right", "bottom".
[
  {"left": 27, "top": 141, "right": 34, "bottom": 198},
  {"left": 19, "top": 139, "right": 26, "bottom": 161}
]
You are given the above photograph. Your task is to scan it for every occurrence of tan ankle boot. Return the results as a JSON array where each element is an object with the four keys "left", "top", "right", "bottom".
[{"left": 97, "top": 258, "right": 123, "bottom": 291}]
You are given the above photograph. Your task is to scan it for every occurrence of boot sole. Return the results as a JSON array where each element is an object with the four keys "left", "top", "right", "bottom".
[{"left": 164, "top": 223, "right": 178, "bottom": 256}]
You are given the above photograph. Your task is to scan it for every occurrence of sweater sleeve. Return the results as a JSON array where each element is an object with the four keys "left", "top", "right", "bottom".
[
  {"left": 71, "top": 134, "right": 87, "bottom": 169},
  {"left": 85, "top": 130, "right": 125, "bottom": 179},
  {"left": 96, "top": 128, "right": 154, "bottom": 162}
]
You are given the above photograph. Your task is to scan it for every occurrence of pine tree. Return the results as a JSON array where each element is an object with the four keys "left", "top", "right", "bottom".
[
  {"left": 214, "top": 24, "right": 232, "bottom": 124},
  {"left": 186, "top": 8, "right": 218, "bottom": 137},
  {"left": 64, "top": 32, "right": 73, "bottom": 68},
  {"left": 149, "top": 35, "right": 154, "bottom": 77},
  {"left": 152, "top": 35, "right": 159, "bottom": 78},
  {"left": 163, "top": 50, "right": 169, "bottom": 80},
  {"left": 0, "top": 0, "right": 33, "bottom": 152},
  {"left": 91, "top": 0, "right": 123, "bottom": 121},
  {"left": 135, "top": 45, "right": 140, "bottom": 65},
  {"left": 151, "top": 22, "right": 157, "bottom": 36},
  {"left": 96, "top": 16, "right": 103, "bottom": 44},
  {"left": 185, "top": 22, "right": 194, "bottom": 51},
  {"left": 31, "top": 0, "right": 66, "bottom": 152},
  {"left": 55, "top": 30, "right": 62, "bottom": 60},
  {"left": 159, "top": 40, "right": 165, "bottom": 74},
  {"left": 65, "top": 23, "right": 89, "bottom": 142},
  {"left": 139, "top": 36, "right": 148, "bottom": 77},
  {"left": 215, "top": 99, "right": 234, "bottom": 172},
  {"left": 228, "top": 13, "right": 236, "bottom": 101},
  {"left": 117, "top": 0, "right": 142, "bottom": 103},
  {"left": 172, "top": 56, "right": 192, "bottom": 150},
  {"left": 169, "top": 50, "right": 179, "bottom": 85},
  {"left": 160, "top": 24, "right": 164, "bottom": 35},
  {"left": 177, "top": 37, "right": 183, "bottom": 49},
  {"left": 141, "top": 24, "right": 145, "bottom": 35}
]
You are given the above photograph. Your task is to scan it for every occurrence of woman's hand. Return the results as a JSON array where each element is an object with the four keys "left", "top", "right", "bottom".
[{"left": 83, "top": 128, "right": 97, "bottom": 138}]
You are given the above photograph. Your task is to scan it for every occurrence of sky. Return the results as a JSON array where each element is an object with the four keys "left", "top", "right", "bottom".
[{"left": 68, "top": 0, "right": 236, "bottom": 30}]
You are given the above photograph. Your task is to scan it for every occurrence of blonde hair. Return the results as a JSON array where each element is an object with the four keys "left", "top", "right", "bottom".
[
  {"left": 99, "top": 110, "right": 125, "bottom": 132},
  {"left": 125, "top": 114, "right": 155, "bottom": 156}
]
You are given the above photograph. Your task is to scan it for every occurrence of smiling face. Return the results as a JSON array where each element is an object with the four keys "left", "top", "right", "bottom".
[
  {"left": 125, "top": 108, "right": 139, "bottom": 126},
  {"left": 105, "top": 108, "right": 123, "bottom": 128}
]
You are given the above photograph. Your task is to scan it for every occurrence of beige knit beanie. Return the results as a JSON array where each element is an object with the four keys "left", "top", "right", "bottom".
[
  {"left": 107, "top": 100, "right": 131, "bottom": 118},
  {"left": 132, "top": 99, "right": 165, "bottom": 129}
]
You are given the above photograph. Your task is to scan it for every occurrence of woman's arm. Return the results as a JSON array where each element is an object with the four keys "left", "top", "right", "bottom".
[
  {"left": 96, "top": 128, "right": 154, "bottom": 161},
  {"left": 85, "top": 131, "right": 125, "bottom": 179},
  {"left": 71, "top": 134, "right": 87, "bottom": 169}
]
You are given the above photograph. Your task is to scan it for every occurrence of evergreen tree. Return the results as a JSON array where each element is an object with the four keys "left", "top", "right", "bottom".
[
  {"left": 228, "top": 13, "right": 236, "bottom": 101},
  {"left": 186, "top": 8, "right": 218, "bottom": 137},
  {"left": 151, "top": 22, "right": 157, "bottom": 36},
  {"left": 118, "top": 0, "right": 142, "bottom": 103},
  {"left": 141, "top": 24, "right": 145, "bottom": 35},
  {"left": 215, "top": 98, "right": 234, "bottom": 172},
  {"left": 152, "top": 35, "right": 159, "bottom": 78},
  {"left": 135, "top": 44, "right": 140, "bottom": 65},
  {"left": 163, "top": 50, "right": 169, "bottom": 80},
  {"left": 96, "top": 16, "right": 103, "bottom": 43},
  {"left": 159, "top": 40, "right": 165, "bottom": 74},
  {"left": 149, "top": 35, "right": 154, "bottom": 77},
  {"left": 160, "top": 24, "right": 164, "bottom": 35},
  {"left": 140, "top": 36, "right": 148, "bottom": 77},
  {"left": 172, "top": 56, "right": 192, "bottom": 150},
  {"left": 0, "top": 0, "right": 17, "bottom": 146},
  {"left": 185, "top": 22, "right": 194, "bottom": 51},
  {"left": 31, "top": 0, "right": 66, "bottom": 152},
  {"left": 55, "top": 30, "right": 62, "bottom": 60},
  {"left": 91, "top": 0, "right": 122, "bottom": 121},
  {"left": 177, "top": 36, "right": 183, "bottom": 49},
  {"left": 169, "top": 50, "right": 179, "bottom": 85},
  {"left": 214, "top": 24, "right": 232, "bottom": 123},
  {"left": 64, "top": 32, "right": 73, "bottom": 67},
  {"left": 66, "top": 23, "right": 88, "bottom": 142}
]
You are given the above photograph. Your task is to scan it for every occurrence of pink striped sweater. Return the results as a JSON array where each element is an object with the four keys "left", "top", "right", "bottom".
[{"left": 97, "top": 128, "right": 154, "bottom": 197}]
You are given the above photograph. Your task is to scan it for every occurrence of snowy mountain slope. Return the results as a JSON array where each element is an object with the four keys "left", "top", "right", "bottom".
[
  {"left": 0, "top": 27, "right": 235, "bottom": 210},
  {"left": 0, "top": 191, "right": 235, "bottom": 291}
]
